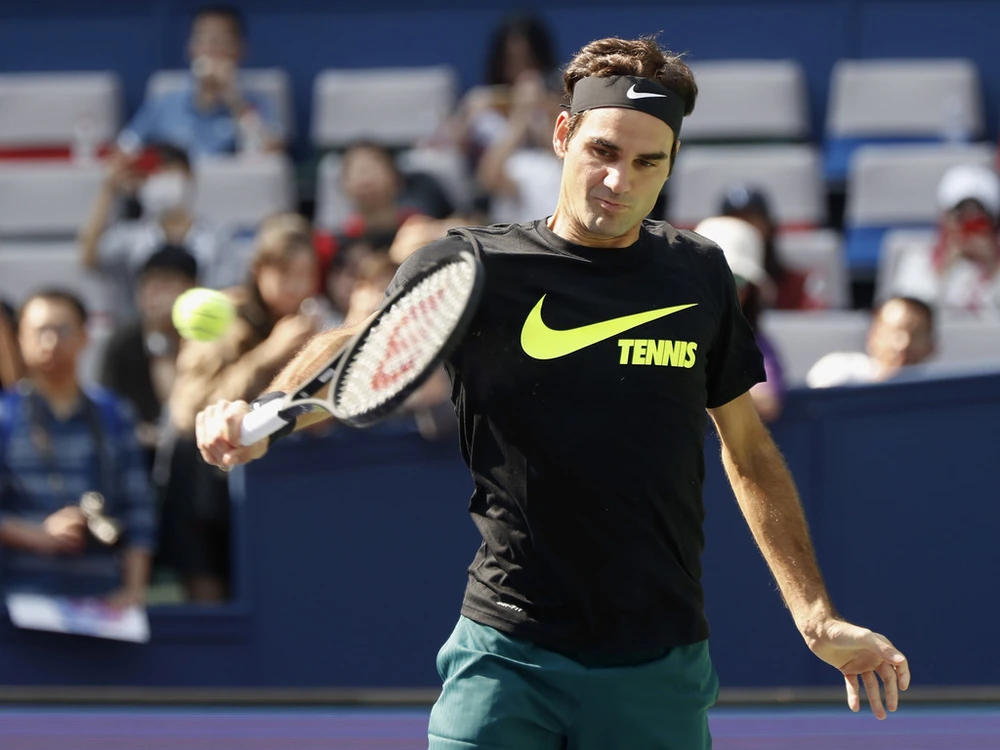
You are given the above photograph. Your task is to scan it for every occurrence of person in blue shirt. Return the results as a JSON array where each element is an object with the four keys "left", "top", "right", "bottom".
[
  {"left": 0, "top": 290, "right": 156, "bottom": 607},
  {"left": 117, "top": 6, "right": 282, "bottom": 158}
]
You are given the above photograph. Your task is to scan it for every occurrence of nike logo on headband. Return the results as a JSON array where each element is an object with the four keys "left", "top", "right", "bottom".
[{"left": 626, "top": 84, "right": 668, "bottom": 100}]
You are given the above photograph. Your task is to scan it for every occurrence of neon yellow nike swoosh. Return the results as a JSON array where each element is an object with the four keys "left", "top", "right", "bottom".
[{"left": 520, "top": 296, "right": 698, "bottom": 360}]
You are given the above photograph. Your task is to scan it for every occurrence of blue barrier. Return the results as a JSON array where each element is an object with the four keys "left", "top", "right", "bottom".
[{"left": 1, "top": 370, "right": 998, "bottom": 688}]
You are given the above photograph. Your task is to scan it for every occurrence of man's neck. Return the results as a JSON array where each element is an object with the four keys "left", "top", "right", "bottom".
[
  {"left": 159, "top": 212, "right": 193, "bottom": 243},
  {"left": 546, "top": 209, "right": 640, "bottom": 249},
  {"left": 359, "top": 205, "right": 400, "bottom": 233},
  {"left": 30, "top": 375, "right": 83, "bottom": 419}
]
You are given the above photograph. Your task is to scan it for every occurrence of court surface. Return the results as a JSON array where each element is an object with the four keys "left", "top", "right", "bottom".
[{"left": 0, "top": 705, "right": 998, "bottom": 749}]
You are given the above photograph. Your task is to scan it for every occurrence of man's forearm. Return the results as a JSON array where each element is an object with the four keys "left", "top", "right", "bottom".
[
  {"left": 720, "top": 434, "right": 835, "bottom": 642},
  {"left": 121, "top": 548, "right": 151, "bottom": 595}
]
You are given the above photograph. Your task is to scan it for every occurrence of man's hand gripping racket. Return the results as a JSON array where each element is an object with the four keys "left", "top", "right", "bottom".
[{"left": 197, "top": 247, "right": 484, "bottom": 469}]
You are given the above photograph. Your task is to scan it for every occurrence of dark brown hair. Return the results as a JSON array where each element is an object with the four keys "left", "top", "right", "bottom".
[
  {"left": 563, "top": 36, "right": 698, "bottom": 155},
  {"left": 18, "top": 288, "right": 88, "bottom": 327}
]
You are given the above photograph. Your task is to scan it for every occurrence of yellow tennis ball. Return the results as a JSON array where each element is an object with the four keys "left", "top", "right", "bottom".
[{"left": 171, "top": 288, "right": 235, "bottom": 342}]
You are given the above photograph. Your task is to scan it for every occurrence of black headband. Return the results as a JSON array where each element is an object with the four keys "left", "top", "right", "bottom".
[{"left": 569, "top": 75, "right": 686, "bottom": 136}]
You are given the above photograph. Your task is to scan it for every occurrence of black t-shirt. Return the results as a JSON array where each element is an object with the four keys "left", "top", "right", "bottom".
[{"left": 386, "top": 219, "right": 766, "bottom": 667}]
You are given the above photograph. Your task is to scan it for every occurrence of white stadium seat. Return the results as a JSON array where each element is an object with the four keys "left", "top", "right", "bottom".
[
  {"left": 146, "top": 68, "right": 295, "bottom": 139},
  {"left": 193, "top": 154, "right": 296, "bottom": 228},
  {"left": 827, "top": 59, "right": 983, "bottom": 140},
  {"left": 0, "top": 161, "right": 104, "bottom": 238},
  {"left": 845, "top": 143, "right": 996, "bottom": 227},
  {"left": 775, "top": 229, "right": 850, "bottom": 309},
  {"left": 684, "top": 60, "right": 809, "bottom": 142},
  {"left": 0, "top": 72, "right": 122, "bottom": 148},
  {"left": 668, "top": 145, "right": 824, "bottom": 229},
  {"left": 311, "top": 67, "right": 457, "bottom": 148}
]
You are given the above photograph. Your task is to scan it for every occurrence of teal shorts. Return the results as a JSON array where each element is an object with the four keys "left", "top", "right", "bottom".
[{"left": 428, "top": 616, "right": 719, "bottom": 749}]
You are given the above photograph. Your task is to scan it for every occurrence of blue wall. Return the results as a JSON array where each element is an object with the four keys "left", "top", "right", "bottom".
[
  {"left": 2, "top": 0, "right": 1000, "bottom": 155},
  {"left": 1, "top": 369, "right": 998, "bottom": 689}
]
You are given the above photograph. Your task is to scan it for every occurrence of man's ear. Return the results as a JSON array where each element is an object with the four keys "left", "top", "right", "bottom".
[{"left": 552, "top": 110, "right": 571, "bottom": 160}]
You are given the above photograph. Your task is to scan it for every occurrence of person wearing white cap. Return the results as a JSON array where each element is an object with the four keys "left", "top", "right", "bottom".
[
  {"left": 694, "top": 216, "right": 786, "bottom": 421},
  {"left": 889, "top": 164, "right": 1000, "bottom": 312}
]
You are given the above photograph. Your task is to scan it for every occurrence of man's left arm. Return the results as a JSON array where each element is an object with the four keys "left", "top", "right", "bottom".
[{"left": 709, "top": 392, "right": 911, "bottom": 719}]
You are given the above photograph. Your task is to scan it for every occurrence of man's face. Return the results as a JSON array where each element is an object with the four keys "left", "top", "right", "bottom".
[
  {"left": 868, "top": 299, "right": 934, "bottom": 374},
  {"left": 188, "top": 14, "right": 242, "bottom": 65},
  {"left": 137, "top": 271, "right": 195, "bottom": 330},
  {"left": 552, "top": 107, "right": 676, "bottom": 246},
  {"left": 18, "top": 298, "right": 87, "bottom": 379},
  {"left": 942, "top": 200, "right": 998, "bottom": 264},
  {"left": 341, "top": 148, "right": 400, "bottom": 213}
]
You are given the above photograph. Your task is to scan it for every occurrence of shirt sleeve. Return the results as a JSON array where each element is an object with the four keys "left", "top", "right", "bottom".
[
  {"left": 116, "top": 97, "right": 159, "bottom": 153},
  {"left": 111, "top": 399, "right": 157, "bottom": 552},
  {"left": 704, "top": 249, "right": 767, "bottom": 409}
]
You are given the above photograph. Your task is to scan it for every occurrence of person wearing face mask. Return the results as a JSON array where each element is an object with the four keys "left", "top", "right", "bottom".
[
  {"left": 79, "top": 142, "right": 238, "bottom": 325},
  {"left": 115, "top": 5, "right": 281, "bottom": 158},
  {"left": 161, "top": 213, "right": 321, "bottom": 601},
  {"left": 889, "top": 164, "right": 1000, "bottom": 313}
]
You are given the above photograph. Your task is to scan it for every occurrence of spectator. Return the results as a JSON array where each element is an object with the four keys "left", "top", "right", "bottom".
[
  {"left": 79, "top": 143, "right": 240, "bottom": 324},
  {"left": 0, "top": 290, "right": 155, "bottom": 606},
  {"left": 116, "top": 5, "right": 281, "bottom": 158},
  {"left": 316, "top": 141, "right": 446, "bottom": 282},
  {"left": 161, "top": 213, "right": 321, "bottom": 602},
  {"left": 889, "top": 164, "right": 1000, "bottom": 312},
  {"left": 695, "top": 216, "right": 786, "bottom": 421},
  {"left": 720, "top": 184, "right": 825, "bottom": 310},
  {"left": 447, "top": 13, "right": 559, "bottom": 165},
  {"left": 0, "top": 300, "right": 25, "bottom": 391},
  {"left": 476, "top": 71, "right": 564, "bottom": 224},
  {"left": 99, "top": 245, "right": 198, "bottom": 467},
  {"left": 806, "top": 296, "right": 936, "bottom": 388}
]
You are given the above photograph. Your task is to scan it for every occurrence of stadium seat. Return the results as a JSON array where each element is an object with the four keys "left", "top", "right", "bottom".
[
  {"left": 396, "top": 146, "right": 473, "bottom": 215},
  {"left": 0, "top": 241, "right": 114, "bottom": 384},
  {"left": 873, "top": 227, "right": 936, "bottom": 304},
  {"left": 843, "top": 143, "right": 994, "bottom": 272},
  {"left": 667, "top": 145, "right": 824, "bottom": 230},
  {"left": 775, "top": 229, "right": 849, "bottom": 309},
  {"left": 315, "top": 147, "right": 469, "bottom": 231},
  {"left": 759, "top": 310, "right": 870, "bottom": 385},
  {"left": 193, "top": 154, "right": 296, "bottom": 229},
  {"left": 824, "top": 59, "right": 984, "bottom": 183},
  {"left": 311, "top": 67, "right": 457, "bottom": 149},
  {"left": 0, "top": 161, "right": 104, "bottom": 239},
  {"left": 146, "top": 68, "right": 295, "bottom": 140},
  {"left": 0, "top": 72, "right": 122, "bottom": 158},
  {"left": 683, "top": 60, "right": 809, "bottom": 142}
]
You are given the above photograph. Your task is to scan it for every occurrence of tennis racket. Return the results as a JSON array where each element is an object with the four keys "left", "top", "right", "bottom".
[{"left": 240, "top": 246, "right": 484, "bottom": 444}]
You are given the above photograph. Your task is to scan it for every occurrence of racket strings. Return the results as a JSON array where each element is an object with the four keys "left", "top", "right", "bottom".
[{"left": 335, "top": 260, "right": 475, "bottom": 417}]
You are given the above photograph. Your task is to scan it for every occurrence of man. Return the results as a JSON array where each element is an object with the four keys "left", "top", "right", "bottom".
[
  {"left": 807, "top": 296, "right": 935, "bottom": 388},
  {"left": 889, "top": 164, "right": 1000, "bottom": 311},
  {"left": 0, "top": 290, "right": 155, "bottom": 607},
  {"left": 116, "top": 5, "right": 282, "bottom": 157},
  {"left": 196, "top": 36, "right": 910, "bottom": 748},
  {"left": 99, "top": 245, "right": 198, "bottom": 461},
  {"left": 79, "top": 142, "right": 239, "bottom": 324}
]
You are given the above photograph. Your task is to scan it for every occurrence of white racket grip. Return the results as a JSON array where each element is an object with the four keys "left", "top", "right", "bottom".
[{"left": 240, "top": 398, "right": 290, "bottom": 446}]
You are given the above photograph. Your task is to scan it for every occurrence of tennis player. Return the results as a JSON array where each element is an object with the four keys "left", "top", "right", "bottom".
[{"left": 197, "top": 35, "right": 910, "bottom": 749}]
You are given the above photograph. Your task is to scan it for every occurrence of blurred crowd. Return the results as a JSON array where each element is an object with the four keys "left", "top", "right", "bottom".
[{"left": 1, "top": 5, "right": 998, "bottom": 610}]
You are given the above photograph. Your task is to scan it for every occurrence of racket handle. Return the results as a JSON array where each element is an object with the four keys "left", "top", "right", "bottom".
[{"left": 240, "top": 398, "right": 290, "bottom": 446}]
